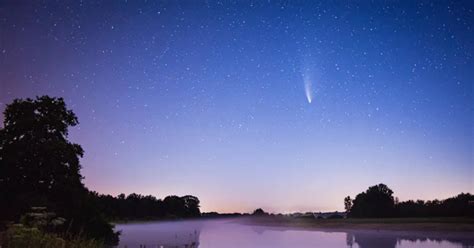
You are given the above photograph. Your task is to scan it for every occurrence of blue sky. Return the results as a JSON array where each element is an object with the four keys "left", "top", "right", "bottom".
[{"left": 1, "top": 0, "right": 472, "bottom": 213}]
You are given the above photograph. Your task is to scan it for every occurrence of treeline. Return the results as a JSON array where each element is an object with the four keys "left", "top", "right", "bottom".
[
  {"left": 395, "top": 193, "right": 473, "bottom": 217},
  {"left": 345, "top": 184, "right": 474, "bottom": 218},
  {"left": 89, "top": 192, "right": 201, "bottom": 220}
]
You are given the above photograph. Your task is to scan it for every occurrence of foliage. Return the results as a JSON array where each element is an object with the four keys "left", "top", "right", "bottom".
[
  {"left": 3, "top": 224, "right": 65, "bottom": 248},
  {"left": 344, "top": 196, "right": 352, "bottom": 212},
  {"left": 395, "top": 193, "right": 474, "bottom": 217},
  {"left": 0, "top": 96, "right": 84, "bottom": 220},
  {"left": 2, "top": 224, "right": 102, "bottom": 248},
  {"left": 346, "top": 184, "right": 474, "bottom": 218},
  {"left": 252, "top": 208, "right": 268, "bottom": 216},
  {"left": 19, "top": 207, "right": 65, "bottom": 232},
  {"left": 349, "top": 184, "right": 395, "bottom": 218},
  {"left": 90, "top": 192, "right": 201, "bottom": 220},
  {"left": 0, "top": 96, "right": 118, "bottom": 245},
  {"left": 181, "top": 195, "right": 201, "bottom": 217}
]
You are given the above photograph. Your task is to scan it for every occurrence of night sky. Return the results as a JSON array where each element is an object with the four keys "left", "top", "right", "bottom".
[{"left": 1, "top": 1, "right": 473, "bottom": 213}]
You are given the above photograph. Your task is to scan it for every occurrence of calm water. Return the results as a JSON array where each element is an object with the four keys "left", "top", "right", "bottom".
[{"left": 115, "top": 219, "right": 474, "bottom": 248}]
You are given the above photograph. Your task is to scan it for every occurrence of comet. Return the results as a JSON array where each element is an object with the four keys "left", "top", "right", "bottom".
[{"left": 303, "top": 71, "right": 313, "bottom": 104}]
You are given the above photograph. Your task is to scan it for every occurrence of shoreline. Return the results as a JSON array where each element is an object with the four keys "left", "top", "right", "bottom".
[
  {"left": 234, "top": 216, "right": 474, "bottom": 233},
  {"left": 112, "top": 216, "right": 474, "bottom": 233}
]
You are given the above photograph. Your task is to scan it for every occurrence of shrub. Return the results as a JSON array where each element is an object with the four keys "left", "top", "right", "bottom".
[{"left": 2, "top": 224, "right": 103, "bottom": 248}]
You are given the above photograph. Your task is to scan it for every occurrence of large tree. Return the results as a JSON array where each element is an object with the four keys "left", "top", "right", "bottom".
[
  {"left": 0, "top": 96, "right": 83, "bottom": 217},
  {"left": 348, "top": 184, "right": 395, "bottom": 218},
  {"left": 182, "top": 195, "right": 201, "bottom": 217},
  {"left": 0, "top": 96, "right": 118, "bottom": 244}
]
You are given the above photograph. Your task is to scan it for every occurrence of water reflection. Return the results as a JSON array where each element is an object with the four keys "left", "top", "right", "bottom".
[
  {"left": 346, "top": 232, "right": 397, "bottom": 248},
  {"left": 116, "top": 220, "right": 202, "bottom": 247},
  {"left": 346, "top": 231, "right": 474, "bottom": 248},
  {"left": 115, "top": 219, "right": 474, "bottom": 248}
]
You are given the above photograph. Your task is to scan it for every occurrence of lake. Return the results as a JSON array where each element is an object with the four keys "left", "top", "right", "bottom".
[{"left": 115, "top": 219, "right": 474, "bottom": 248}]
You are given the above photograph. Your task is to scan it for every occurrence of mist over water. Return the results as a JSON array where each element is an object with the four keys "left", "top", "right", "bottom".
[{"left": 115, "top": 219, "right": 474, "bottom": 248}]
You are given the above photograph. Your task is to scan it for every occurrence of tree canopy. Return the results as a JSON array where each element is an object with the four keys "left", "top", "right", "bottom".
[
  {"left": 91, "top": 192, "right": 201, "bottom": 220},
  {"left": 348, "top": 184, "right": 395, "bottom": 218},
  {"left": 0, "top": 96, "right": 118, "bottom": 244},
  {"left": 346, "top": 184, "right": 474, "bottom": 218},
  {"left": 0, "top": 96, "right": 84, "bottom": 218},
  {"left": 252, "top": 208, "right": 268, "bottom": 216}
]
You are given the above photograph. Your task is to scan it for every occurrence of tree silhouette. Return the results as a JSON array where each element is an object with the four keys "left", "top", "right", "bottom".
[
  {"left": 182, "top": 195, "right": 201, "bottom": 217},
  {"left": 91, "top": 192, "right": 201, "bottom": 220},
  {"left": 0, "top": 96, "right": 83, "bottom": 218},
  {"left": 395, "top": 193, "right": 474, "bottom": 217},
  {"left": 346, "top": 184, "right": 473, "bottom": 218},
  {"left": 163, "top": 195, "right": 187, "bottom": 217},
  {"left": 252, "top": 208, "right": 268, "bottom": 216},
  {"left": 344, "top": 196, "right": 352, "bottom": 213},
  {"left": 0, "top": 96, "right": 118, "bottom": 244},
  {"left": 349, "top": 184, "right": 395, "bottom": 218}
]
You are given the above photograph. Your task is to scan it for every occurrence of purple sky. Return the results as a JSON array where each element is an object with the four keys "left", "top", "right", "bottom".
[{"left": 1, "top": 1, "right": 472, "bottom": 213}]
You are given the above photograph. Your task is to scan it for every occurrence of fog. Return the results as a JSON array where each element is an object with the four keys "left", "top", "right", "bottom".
[{"left": 115, "top": 219, "right": 474, "bottom": 248}]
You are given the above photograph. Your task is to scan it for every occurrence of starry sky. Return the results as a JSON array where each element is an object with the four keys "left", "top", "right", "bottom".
[{"left": 0, "top": 1, "right": 473, "bottom": 213}]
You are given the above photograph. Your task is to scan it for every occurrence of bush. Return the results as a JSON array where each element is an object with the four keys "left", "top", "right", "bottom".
[
  {"left": 3, "top": 224, "right": 65, "bottom": 248},
  {"left": 2, "top": 224, "right": 103, "bottom": 248}
]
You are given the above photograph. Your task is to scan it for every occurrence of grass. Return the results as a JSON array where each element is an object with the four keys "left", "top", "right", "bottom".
[{"left": 1, "top": 224, "right": 104, "bottom": 248}]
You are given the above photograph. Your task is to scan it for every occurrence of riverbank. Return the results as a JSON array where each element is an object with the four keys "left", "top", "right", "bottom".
[{"left": 237, "top": 216, "right": 474, "bottom": 233}]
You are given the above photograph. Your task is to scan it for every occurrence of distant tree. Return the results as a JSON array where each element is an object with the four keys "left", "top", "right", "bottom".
[
  {"left": 395, "top": 193, "right": 474, "bottom": 217},
  {"left": 163, "top": 195, "right": 186, "bottom": 217},
  {"left": 252, "top": 208, "right": 267, "bottom": 216},
  {"left": 88, "top": 192, "right": 202, "bottom": 221},
  {"left": 0, "top": 96, "right": 118, "bottom": 244},
  {"left": 440, "top": 193, "right": 474, "bottom": 217},
  {"left": 344, "top": 196, "right": 352, "bottom": 212},
  {"left": 118, "top": 193, "right": 126, "bottom": 200},
  {"left": 182, "top": 195, "right": 201, "bottom": 217},
  {"left": 349, "top": 184, "right": 395, "bottom": 218},
  {"left": 346, "top": 184, "right": 473, "bottom": 218}
]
